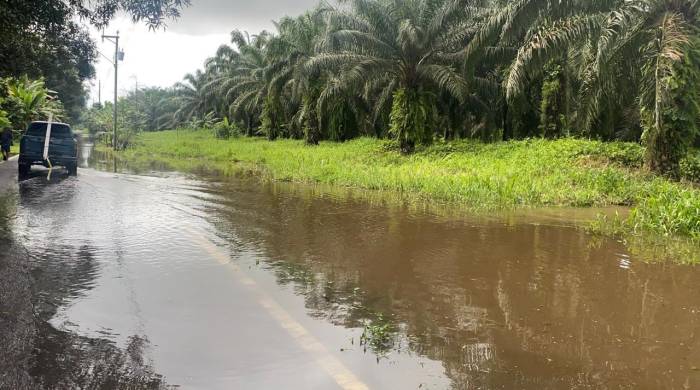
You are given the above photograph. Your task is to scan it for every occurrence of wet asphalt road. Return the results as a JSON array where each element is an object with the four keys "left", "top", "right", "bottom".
[
  {"left": 0, "top": 157, "right": 34, "bottom": 389},
  {"left": 0, "top": 156, "right": 18, "bottom": 192},
  {"left": 3, "top": 146, "right": 700, "bottom": 389},
  {"left": 5, "top": 158, "right": 447, "bottom": 389}
]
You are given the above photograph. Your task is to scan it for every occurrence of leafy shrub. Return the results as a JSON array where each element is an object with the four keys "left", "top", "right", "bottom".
[
  {"left": 629, "top": 183, "right": 700, "bottom": 239},
  {"left": 575, "top": 141, "right": 644, "bottom": 168},
  {"left": 213, "top": 117, "right": 239, "bottom": 139},
  {"left": 0, "top": 106, "right": 10, "bottom": 129},
  {"left": 680, "top": 151, "right": 700, "bottom": 182},
  {"left": 116, "top": 127, "right": 140, "bottom": 149},
  {"left": 598, "top": 142, "right": 644, "bottom": 167},
  {"left": 185, "top": 112, "right": 217, "bottom": 130},
  {"left": 1, "top": 76, "right": 65, "bottom": 130}
]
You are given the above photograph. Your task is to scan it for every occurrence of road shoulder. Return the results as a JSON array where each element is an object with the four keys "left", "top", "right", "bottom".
[{"left": 0, "top": 156, "right": 18, "bottom": 194}]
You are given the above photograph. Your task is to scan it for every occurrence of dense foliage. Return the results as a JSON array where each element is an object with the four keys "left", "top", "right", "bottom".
[
  {"left": 106, "top": 0, "right": 700, "bottom": 176},
  {"left": 0, "top": 76, "right": 65, "bottom": 141},
  {"left": 0, "top": 0, "right": 188, "bottom": 123}
]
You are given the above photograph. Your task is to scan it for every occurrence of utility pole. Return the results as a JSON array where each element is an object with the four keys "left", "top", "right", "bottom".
[
  {"left": 98, "top": 80, "right": 101, "bottom": 106},
  {"left": 102, "top": 31, "right": 124, "bottom": 150}
]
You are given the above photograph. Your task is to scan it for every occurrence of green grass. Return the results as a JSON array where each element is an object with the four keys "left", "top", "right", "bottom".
[{"left": 119, "top": 129, "right": 700, "bottom": 259}]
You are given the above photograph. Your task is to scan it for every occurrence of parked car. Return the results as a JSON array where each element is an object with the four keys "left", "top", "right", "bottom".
[{"left": 18, "top": 121, "right": 78, "bottom": 177}]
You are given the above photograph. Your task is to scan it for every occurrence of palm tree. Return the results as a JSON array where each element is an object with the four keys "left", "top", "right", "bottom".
[
  {"left": 206, "top": 30, "right": 273, "bottom": 137},
  {"left": 135, "top": 87, "right": 178, "bottom": 131},
  {"left": 497, "top": 0, "right": 700, "bottom": 175},
  {"left": 308, "top": 0, "right": 471, "bottom": 153},
  {"left": 622, "top": 1, "right": 700, "bottom": 175},
  {"left": 159, "top": 0, "right": 700, "bottom": 175},
  {"left": 171, "top": 70, "right": 211, "bottom": 127},
  {"left": 266, "top": 11, "right": 326, "bottom": 144}
]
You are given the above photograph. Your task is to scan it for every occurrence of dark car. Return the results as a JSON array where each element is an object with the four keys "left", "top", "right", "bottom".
[{"left": 18, "top": 121, "right": 78, "bottom": 177}]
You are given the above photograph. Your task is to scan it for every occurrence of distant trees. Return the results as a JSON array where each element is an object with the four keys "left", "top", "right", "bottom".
[{"left": 80, "top": 87, "right": 177, "bottom": 148}]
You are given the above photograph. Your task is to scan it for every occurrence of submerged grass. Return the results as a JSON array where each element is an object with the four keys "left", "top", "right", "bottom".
[{"left": 119, "top": 129, "right": 700, "bottom": 260}]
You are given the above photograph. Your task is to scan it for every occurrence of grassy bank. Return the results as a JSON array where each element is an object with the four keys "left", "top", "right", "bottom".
[{"left": 119, "top": 129, "right": 700, "bottom": 254}]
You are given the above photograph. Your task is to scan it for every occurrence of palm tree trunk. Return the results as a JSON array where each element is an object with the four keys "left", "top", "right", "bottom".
[
  {"left": 502, "top": 102, "right": 510, "bottom": 141},
  {"left": 563, "top": 52, "right": 571, "bottom": 137},
  {"left": 303, "top": 90, "right": 321, "bottom": 145},
  {"left": 648, "top": 18, "right": 669, "bottom": 175},
  {"left": 655, "top": 46, "right": 662, "bottom": 143},
  {"left": 246, "top": 115, "right": 253, "bottom": 137},
  {"left": 304, "top": 104, "right": 320, "bottom": 145}
]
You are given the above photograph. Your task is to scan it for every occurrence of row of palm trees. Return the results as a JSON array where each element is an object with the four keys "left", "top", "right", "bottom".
[{"left": 167, "top": 0, "right": 700, "bottom": 175}]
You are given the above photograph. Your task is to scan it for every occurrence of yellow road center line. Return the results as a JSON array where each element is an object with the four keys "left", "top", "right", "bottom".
[{"left": 185, "top": 227, "right": 369, "bottom": 390}]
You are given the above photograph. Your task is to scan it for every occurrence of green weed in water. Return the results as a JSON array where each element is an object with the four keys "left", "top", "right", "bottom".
[{"left": 360, "top": 314, "right": 395, "bottom": 355}]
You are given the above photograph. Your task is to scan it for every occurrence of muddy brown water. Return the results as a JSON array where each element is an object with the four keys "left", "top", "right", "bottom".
[{"left": 4, "top": 144, "right": 700, "bottom": 389}]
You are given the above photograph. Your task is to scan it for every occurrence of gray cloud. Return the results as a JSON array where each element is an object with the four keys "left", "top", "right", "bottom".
[{"left": 167, "top": 0, "right": 320, "bottom": 35}]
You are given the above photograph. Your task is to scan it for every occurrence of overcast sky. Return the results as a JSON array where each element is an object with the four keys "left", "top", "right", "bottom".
[{"left": 89, "top": 0, "right": 318, "bottom": 105}]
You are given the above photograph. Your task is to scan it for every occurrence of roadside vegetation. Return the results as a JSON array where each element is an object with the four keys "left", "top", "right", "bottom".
[
  {"left": 0, "top": 76, "right": 68, "bottom": 145},
  {"left": 119, "top": 129, "right": 700, "bottom": 245},
  {"left": 91, "top": 0, "right": 700, "bottom": 175},
  {"left": 84, "top": 0, "right": 700, "bottom": 259}
]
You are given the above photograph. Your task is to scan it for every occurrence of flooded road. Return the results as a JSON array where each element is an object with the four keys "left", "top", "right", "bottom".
[{"left": 5, "top": 146, "right": 700, "bottom": 389}]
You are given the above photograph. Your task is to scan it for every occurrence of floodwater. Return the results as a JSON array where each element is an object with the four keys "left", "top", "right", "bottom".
[{"left": 4, "top": 143, "right": 700, "bottom": 389}]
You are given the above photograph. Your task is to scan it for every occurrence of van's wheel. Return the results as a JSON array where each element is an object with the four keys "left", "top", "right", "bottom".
[
  {"left": 67, "top": 163, "right": 78, "bottom": 176},
  {"left": 18, "top": 163, "right": 30, "bottom": 178}
]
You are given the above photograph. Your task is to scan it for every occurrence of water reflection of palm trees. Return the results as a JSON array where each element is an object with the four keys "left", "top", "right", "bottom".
[{"left": 208, "top": 180, "right": 700, "bottom": 389}]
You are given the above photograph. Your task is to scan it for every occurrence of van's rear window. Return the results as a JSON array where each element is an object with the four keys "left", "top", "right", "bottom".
[{"left": 26, "top": 123, "right": 72, "bottom": 137}]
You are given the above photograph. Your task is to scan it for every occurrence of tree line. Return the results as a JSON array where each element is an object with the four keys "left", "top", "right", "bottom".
[
  {"left": 81, "top": 87, "right": 181, "bottom": 148},
  {"left": 83, "top": 0, "right": 700, "bottom": 177}
]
